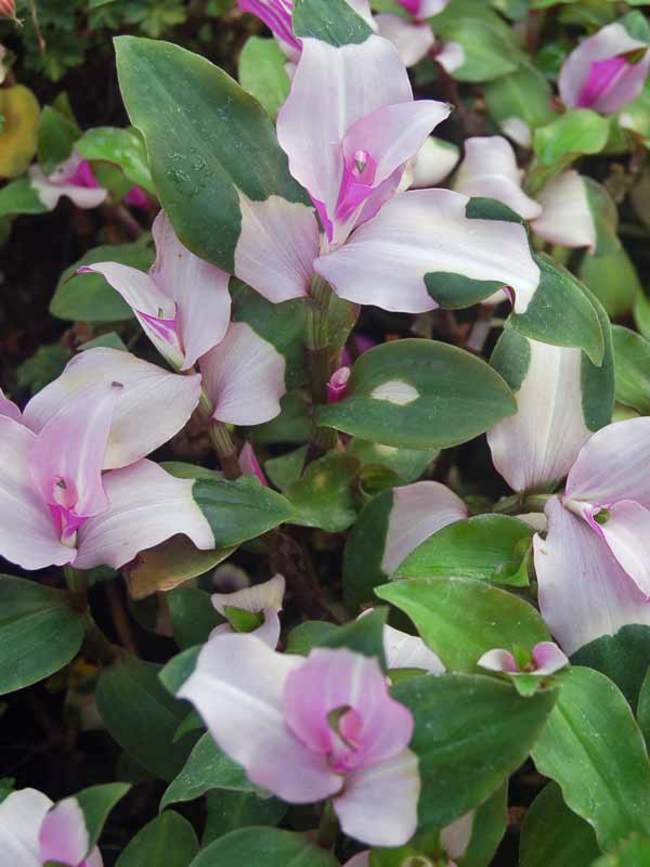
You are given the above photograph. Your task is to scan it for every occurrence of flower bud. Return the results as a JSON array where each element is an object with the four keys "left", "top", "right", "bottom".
[{"left": 0, "top": 0, "right": 16, "bottom": 20}]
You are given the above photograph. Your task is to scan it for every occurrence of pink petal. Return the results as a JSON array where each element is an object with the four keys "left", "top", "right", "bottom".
[
  {"left": 239, "top": 0, "right": 301, "bottom": 54},
  {"left": 375, "top": 15, "right": 435, "bottom": 67},
  {"left": 0, "top": 788, "right": 52, "bottom": 867},
  {"left": 74, "top": 459, "right": 214, "bottom": 570},
  {"left": 277, "top": 35, "right": 412, "bottom": 240},
  {"left": 476, "top": 648, "right": 518, "bottom": 673},
  {"left": 212, "top": 573, "right": 285, "bottom": 616},
  {"left": 436, "top": 40, "right": 465, "bottom": 74},
  {"left": 151, "top": 211, "right": 232, "bottom": 368},
  {"left": 441, "top": 812, "right": 474, "bottom": 861},
  {"left": 327, "top": 366, "right": 351, "bottom": 403},
  {"left": 334, "top": 748, "right": 420, "bottom": 847},
  {"left": 29, "top": 154, "right": 107, "bottom": 211},
  {"left": 0, "top": 417, "right": 73, "bottom": 570},
  {"left": 78, "top": 262, "right": 183, "bottom": 367},
  {"left": 597, "top": 500, "right": 650, "bottom": 597},
  {"left": 39, "top": 798, "right": 88, "bottom": 866},
  {"left": 487, "top": 339, "right": 590, "bottom": 493},
  {"left": 342, "top": 854, "right": 370, "bottom": 867},
  {"left": 30, "top": 382, "right": 121, "bottom": 532},
  {"left": 283, "top": 648, "right": 413, "bottom": 771},
  {"left": 532, "top": 171, "right": 596, "bottom": 251},
  {"left": 534, "top": 497, "right": 650, "bottom": 655},
  {"left": 531, "top": 641, "right": 569, "bottom": 676},
  {"left": 337, "top": 99, "right": 451, "bottom": 225},
  {"left": 382, "top": 481, "right": 468, "bottom": 574},
  {"left": 565, "top": 417, "right": 650, "bottom": 507},
  {"left": 124, "top": 186, "right": 154, "bottom": 210},
  {"left": 454, "top": 137, "right": 542, "bottom": 221},
  {"left": 238, "top": 442, "right": 269, "bottom": 485},
  {"left": 200, "top": 322, "right": 285, "bottom": 426},
  {"left": 314, "top": 189, "right": 540, "bottom": 314},
  {"left": 23, "top": 349, "right": 201, "bottom": 470},
  {"left": 0, "top": 387, "right": 21, "bottom": 421},
  {"left": 559, "top": 21, "right": 650, "bottom": 114},
  {"left": 382, "top": 621, "right": 445, "bottom": 674},
  {"left": 234, "top": 194, "right": 319, "bottom": 303},
  {"left": 178, "top": 633, "right": 341, "bottom": 802},
  {"left": 84, "top": 847, "right": 104, "bottom": 867}
]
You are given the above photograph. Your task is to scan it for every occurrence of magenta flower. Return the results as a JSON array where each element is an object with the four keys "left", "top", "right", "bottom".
[
  {"left": 0, "top": 349, "right": 214, "bottom": 572},
  {"left": 397, "top": 0, "right": 448, "bottom": 20},
  {"left": 178, "top": 634, "right": 420, "bottom": 846},
  {"left": 477, "top": 641, "right": 568, "bottom": 677},
  {"left": 29, "top": 152, "right": 107, "bottom": 211},
  {"left": 124, "top": 185, "right": 155, "bottom": 211},
  {"left": 0, "top": 788, "right": 102, "bottom": 867},
  {"left": 559, "top": 19, "right": 650, "bottom": 114}
]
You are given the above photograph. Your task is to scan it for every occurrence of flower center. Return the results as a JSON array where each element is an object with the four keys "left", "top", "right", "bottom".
[
  {"left": 335, "top": 149, "right": 378, "bottom": 223},
  {"left": 48, "top": 477, "right": 86, "bottom": 547},
  {"left": 577, "top": 55, "right": 631, "bottom": 108}
]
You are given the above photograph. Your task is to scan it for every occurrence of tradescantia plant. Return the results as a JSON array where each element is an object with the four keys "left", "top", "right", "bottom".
[{"left": 2, "top": 0, "right": 650, "bottom": 864}]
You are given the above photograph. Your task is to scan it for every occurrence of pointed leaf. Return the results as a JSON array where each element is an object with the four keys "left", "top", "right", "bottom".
[
  {"left": 189, "top": 827, "right": 339, "bottom": 867},
  {"left": 115, "top": 811, "right": 199, "bottom": 867}
]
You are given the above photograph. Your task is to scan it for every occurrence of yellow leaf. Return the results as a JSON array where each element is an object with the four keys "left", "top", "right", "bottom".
[{"left": 0, "top": 84, "right": 40, "bottom": 178}]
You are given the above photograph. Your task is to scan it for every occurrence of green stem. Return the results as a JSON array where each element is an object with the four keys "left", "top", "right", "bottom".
[
  {"left": 82, "top": 613, "right": 118, "bottom": 666},
  {"left": 209, "top": 421, "right": 241, "bottom": 480},
  {"left": 315, "top": 802, "right": 339, "bottom": 849},
  {"left": 493, "top": 492, "right": 551, "bottom": 515}
]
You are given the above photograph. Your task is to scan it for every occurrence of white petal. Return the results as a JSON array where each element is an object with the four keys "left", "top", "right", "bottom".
[
  {"left": 74, "top": 460, "right": 214, "bottom": 570},
  {"left": 487, "top": 337, "right": 591, "bottom": 492},
  {"left": 200, "top": 322, "right": 286, "bottom": 426},
  {"left": 534, "top": 497, "right": 650, "bottom": 655},
  {"left": 382, "top": 480, "right": 468, "bottom": 574},
  {"left": 23, "top": 348, "right": 201, "bottom": 470},
  {"left": 212, "top": 574, "right": 285, "bottom": 615},
  {"left": 383, "top": 622, "right": 445, "bottom": 674},
  {"left": 375, "top": 14, "right": 435, "bottom": 68},
  {"left": 315, "top": 189, "right": 540, "bottom": 314},
  {"left": 0, "top": 789, "right": 52, "bottom": 867},
  {"left": 408, "top": 136, "right": 460, "bottom": 189},
  {"left": 532, "top": 171, "right": 596, "bottom": 251}
]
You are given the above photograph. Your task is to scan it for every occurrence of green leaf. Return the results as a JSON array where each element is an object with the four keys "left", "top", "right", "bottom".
[
  {"left": 231, "top": 283, "right": 307, "bottom": 389},
  {"left": 459, "top": 782, "right": 508, "bottom": 867},
  {"left": 611, "top": 326, "right": 650, "bottom": 415},
  {"left": 510, "top": 255, "right": 605, "bottom": 366},
  {"left": 285, "top": 452, "right": 360, "bottom": 532},
  {"left": 484, "top": 64, "right": 556, "bottom": 135},
  {"left": 395, "top": 515, "right": 534, "bottom": 587},
  {"left": 96, "top": 655, "right": 196, "bottom": 780},
  {"left": 315, "top": 339, "right": 516, "bottom": 450},
  {"left": 193, "top": 476, "right": 294, "bottom": 547},
  {"left": 393, "top": 673, "right": 557, "bottom": 828},
  {"left": 637, "top": 668, "right": 650, "bottom": 748},
  {"left": 284, "top": 621, "right": 339, "bottom": 655},
  {"left": 571, "top": 624, "right": 650, "bottom": 707},
  {"left": 348, "top": 439, "right": 437, "bottom": 485},
  {"left": 533, "top": 110, "right": 611, "bottom": 166},
  {"left": 75, "top": 783, "right": 131, "bottom": 853},
  {"left": 0, "top": 576, "right": 85, "bottom": 695},
  {"left": 115, "top": 811, "right": 199, "bottom": 867},
  {"left": 318, "top": 606, "right": 387, "bottom": 666},
  {"left": 376, "top": 576, "right": 549, "bottom": 672},
  {"left": 0, "top": 178, "right": 48, "bottom": 219},
  {"left": 531, "top": 667, "right": 650, "bottom": 851},
  {"left": 238, "top": 38, "right": 290, "bottom": 120},
  {"left": 433, "top": 17, "right": 523, "bottom": 82},
  {"left": 50, "top": 240, "right": 153, "bottom": 322},
  {"left": 189, "top": 827, "right": 339, "bottom": 867},
  {"left": 17, "top": 345, "right": 72, "bottom": 395},
  {"left": 593, "top": 835, "right": 650, "bottom": 866},
  {"left": 520, "top": 782, "right": 600, "bottom": 867},
  {"left": 38, "top": 105, "right": 79, "bottom": 174},
  {"left": 580, "top": 247, "right": 640, "bottom": 321},
  {"left": 160, "top": 647, "right": 202, "bottom": 695},
  {"left": 264, "top": 446, "right": 308, "bottom": 492},
  {"left": 203, "top": 791, "right": 286, "bottom": 845},
  {"left": 168, "top": 586, "right": 223, "bottom": 650},
  {"left": 76, "top": 126, "right": 155, "bottom": 194},
  {"left": 115, "top": 37, "right": 305, "bottom": 273},
  {"left": 79, "top": 332, "right": 128, "bottom": 352},
  {"left": 161, "top": 733, "right": 255, "bottom": 810},
  {"left": 252, "top": 391, "right": 311, "bottom": 445},
  {"left": 342, "top": 488, "right": 394, "bottom": 611},
  {"left": 292, "top": 0, "right": 373, "bottom": 46}
]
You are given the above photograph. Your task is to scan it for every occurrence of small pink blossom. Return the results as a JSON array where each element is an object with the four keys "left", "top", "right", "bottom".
[
  {"left": 477, "top": 641, "right": 568, "bottom": 677},
  {"left": 178, "top": 634, "right": 420, "bottom": 847},
  {"left": 327, "top": 366, "right": 351, "bottom": 403},
  {"left": 29, "top": 153, "right": 107, "bottom": 211}
]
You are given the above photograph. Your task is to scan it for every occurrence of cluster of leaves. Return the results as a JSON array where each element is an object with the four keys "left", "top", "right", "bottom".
[{"left": 2, "top": 0, "right": 650, "bottom": 866}]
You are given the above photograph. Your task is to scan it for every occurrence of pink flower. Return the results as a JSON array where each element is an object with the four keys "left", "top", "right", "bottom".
[
  {"left": 238, "top": 441, "right": 269, "bottom": 486},
  {"left": 0, "top": 788, "right": 102, "bottom": 867},
  {"left": 559, "top": 19, "right": 650, "bottom": 114},
  {"left": 29, "top": 153, "right": 107, "bottom": 211},
  {"left": 178, "top": 634, "right": 420, "bottom": 847},
  {"left": 81, "top": 212, "right": 286, "bottom": 427},
  {"left": 232, "top": 32, "right": 539, "bottom": 315},
  {"left": 124, "top": 185, "right": 155, "bottom": 211},
  {"left": 477, "top": 641, "right": 568, "bottom": 677},
  {"left": 0, "top": 348, "right": 215, "bottom": 572}
]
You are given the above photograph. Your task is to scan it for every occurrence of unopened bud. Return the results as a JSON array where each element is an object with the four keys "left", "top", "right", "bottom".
[{"left": 0, "top": 0, "right": 16, "bottom": 21}]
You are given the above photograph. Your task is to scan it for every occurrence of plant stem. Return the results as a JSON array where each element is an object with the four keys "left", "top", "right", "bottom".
[
  {"left": 82, "top": 613, "right": 118, "bottom": 666},
  {"left": 315, "top": 802, "right": 339, "bottom": 849},
  {"left": 209, "top": 421, "right": 241, "bottom": 480},
  {"left": 493, "top": 493, "right": 551, "bottom": 515}
]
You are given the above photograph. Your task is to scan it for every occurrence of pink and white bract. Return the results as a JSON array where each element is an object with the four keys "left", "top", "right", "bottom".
[
  {"left": 29, "top": 152, "right": 107, "bottom": 211},
  {"left": 178, "top": 633, "right": 420, "bottom": 846}
]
